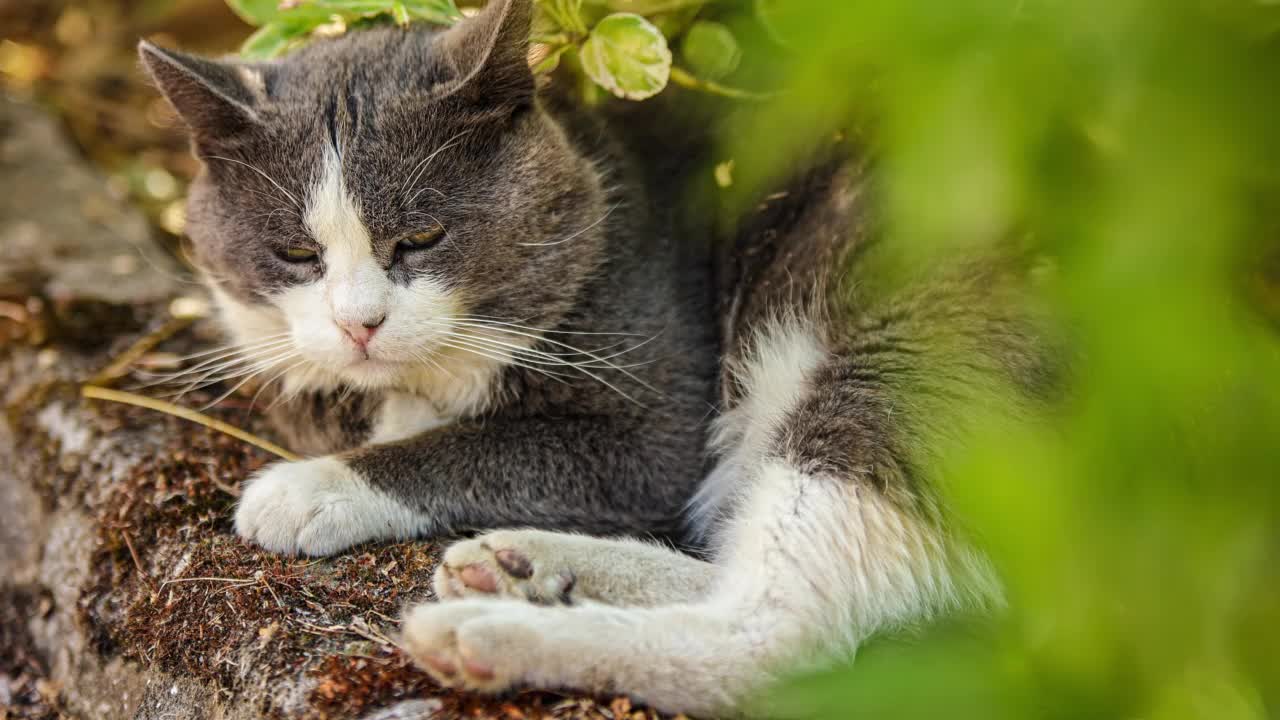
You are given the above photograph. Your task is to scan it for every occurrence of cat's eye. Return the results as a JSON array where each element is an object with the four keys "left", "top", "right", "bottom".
[
  {"left": 281, "top": 246, "right": 318, "bottom": 263},
  {"left": 398, "top": 225, "right": 445, "bottom": 251}
]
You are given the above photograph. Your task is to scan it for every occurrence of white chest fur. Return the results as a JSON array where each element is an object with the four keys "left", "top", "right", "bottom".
[{"left": 369, "top": 391, "right": 452, "bottom": 445}]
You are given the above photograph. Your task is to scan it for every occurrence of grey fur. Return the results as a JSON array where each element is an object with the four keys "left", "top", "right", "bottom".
[
  {"left": 396, "top": 142, "right": 1058, "bottom": 715},
  {"left": 141, "top": 0, "right": 715, "bottom": 543},
  {"left": 719, "top": 153, "right": 1056, "bottom": 523}
]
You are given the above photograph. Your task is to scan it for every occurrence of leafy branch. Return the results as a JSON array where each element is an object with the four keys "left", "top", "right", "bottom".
[{"left": 225, "top": 0, "right": 771, "bottom": 101}]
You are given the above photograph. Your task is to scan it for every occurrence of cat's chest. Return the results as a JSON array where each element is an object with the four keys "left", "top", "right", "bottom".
[{"left": 368, "top": 391, "right": 453, "bottom": 445}]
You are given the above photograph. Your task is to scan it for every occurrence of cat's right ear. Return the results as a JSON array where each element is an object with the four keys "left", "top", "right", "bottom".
[
  {"left": 138, "top": 40, "right": 266, "bottom": 140},
  {"left": 435, "top": 0, "right": 533, "bottom": 108}
]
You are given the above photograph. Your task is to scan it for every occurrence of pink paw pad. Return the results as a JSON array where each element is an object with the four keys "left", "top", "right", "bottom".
[{"left": 458, "top": 564, "right": 498, "bottom": 593}]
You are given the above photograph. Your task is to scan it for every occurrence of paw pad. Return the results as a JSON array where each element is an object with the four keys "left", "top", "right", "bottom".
[
  {"left": 433, "top": 531, "right": 578, "bottom": 605},
  {"left": 459, "top": 564, "right": 499, "bottom": 593},
  {"left": 495, "top": 548, "right": 533, "bottom": 579}
]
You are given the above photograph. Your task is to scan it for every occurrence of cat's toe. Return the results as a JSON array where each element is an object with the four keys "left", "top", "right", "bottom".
[
  {"left": 401, "top": 600, "right": 529, "bottom": 693},
  {"left": 434, "top": 530, "right": 575, "bottom": 604}
]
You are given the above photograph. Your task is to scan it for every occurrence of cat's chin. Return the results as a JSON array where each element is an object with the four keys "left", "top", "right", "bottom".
[{"left": 337, "top": 357, "right": 406, "bottom": 388}]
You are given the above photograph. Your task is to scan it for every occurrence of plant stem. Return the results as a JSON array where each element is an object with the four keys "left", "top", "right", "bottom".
[{"left": 668, "top": 66, "right": 773, "bottom": 102}]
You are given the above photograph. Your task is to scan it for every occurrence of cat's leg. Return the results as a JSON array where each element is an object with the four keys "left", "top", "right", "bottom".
[
  {"left": 433, "top": 529, "right": 716, "bottom": 606},
  {"left": 234, "top": 414, "right": 699, "bottom": 556},
  {"left": 401, "top": 317, "right": 1002, "bottom": 715},
  {"left": 403, "top": 458, "right": 968, "bottom": 717}
]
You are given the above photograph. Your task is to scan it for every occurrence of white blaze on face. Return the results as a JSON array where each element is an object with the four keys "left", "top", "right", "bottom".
[
  {"left": 266, "top": 146, "right": 389, "bottom": 380},
  {"left": 305, "top": 146, "right": 388, "bottom": 332}
]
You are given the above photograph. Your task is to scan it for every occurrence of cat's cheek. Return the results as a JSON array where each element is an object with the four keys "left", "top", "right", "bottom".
[
  {"left": 275, "top": 282, "right": 353, "bottom": 366},
  {"left": 233, "top": 456, "right": 427, "bottom": 556}
]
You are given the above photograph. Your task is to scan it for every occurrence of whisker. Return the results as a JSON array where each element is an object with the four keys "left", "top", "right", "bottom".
[
  {"left": 437, "top": 332, "right": 642, "bottom": 405},
  {"left": 400, "top": 129, "right": 472, "bottom": 199},
  {"left": 437, "top": 341, "right": 573, "bottom": 384},
  {"left": 446, "top": 327, "right": 632, "bottom": 359},
  {"left": 455, "top": 315, "right": 645, "bottom": 338},
  {"left": 406, "top": 346, "right": 454, "bottom": 379},
  {"left": 443, "top": 329, "right": 653, "bottom": 371},
  {"left": 197, "top": 350, "right": 301, "bottom": 409},
  {"left": 206, "top": 155, "right": 301, "bottom": 209},
  {"left": 163, "top": 333, "right": 293, "bottom": 364},
  {"left": 265, "top": 361, "right": 314, "bottom": 411},
  {"left": 141, "top": 339, "right": 295, "bottom": 391},
  {"left": 164, "top": 350, "right": 299, "bottom": 400},
  {"left": 516, "top": 203, "right": 620, "bottom": 247},
  {"left": 131, "top": 343, "right": 295, "bottom": 394},
  {"left": 405, "top": 185, "right": 448, "bottom": 207},
  {"left": 247, "top": 359, "right": 306, "bottom": 413},
  {"left": 446, "top": 320, "right": 663, "bottom": 398}
]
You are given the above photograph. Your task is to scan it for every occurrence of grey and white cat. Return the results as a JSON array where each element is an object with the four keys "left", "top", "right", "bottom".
[
  {"left": 140, "top": 0, "right": 716, "bottom": 556},
  {"left": 145, "top": 0, "right": 1052, "bottom": 715}
]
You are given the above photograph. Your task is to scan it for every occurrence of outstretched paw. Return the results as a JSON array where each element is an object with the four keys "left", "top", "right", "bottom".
[
  {"left": 433, "top": 530, "right": 578, "bottom": 604},
  {"left": 401, "top": 600, "right": 545, "bottom": 693},
  {"left": 234, "top": 457, "right": 424, "bottom": 556}
]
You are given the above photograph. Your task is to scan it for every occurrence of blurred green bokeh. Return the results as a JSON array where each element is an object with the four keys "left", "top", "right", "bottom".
[{"left": 738, "top": 1, "right": 1280, "bottom": 717}]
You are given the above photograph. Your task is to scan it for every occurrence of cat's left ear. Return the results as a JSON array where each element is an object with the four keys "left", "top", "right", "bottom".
[
  {"left": 436, "top": 0, "right": 534, "bottom": 108},
  {"left": 138, "top": 40, "right": 269, "bottom": 140}
]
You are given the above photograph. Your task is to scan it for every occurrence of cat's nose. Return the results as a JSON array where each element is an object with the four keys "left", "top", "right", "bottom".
[{"left": 340, "top": 316, "right": 384, "bottom": 347}]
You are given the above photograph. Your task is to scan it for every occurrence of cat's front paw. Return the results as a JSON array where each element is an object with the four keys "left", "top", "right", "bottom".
[
  {"left": 234, "top": 457, "right": 423, "bottom": 556},
  {"left": 434, "top": 530, "right": 577, "bottom": 604}
]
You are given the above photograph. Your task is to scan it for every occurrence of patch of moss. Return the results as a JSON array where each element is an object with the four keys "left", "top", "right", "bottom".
[
  {"left": 76, "top": 400, "right": 443, "bottom": 710},
  {"left": 306, "top": 646, "right": 675, "bottom": 720}
]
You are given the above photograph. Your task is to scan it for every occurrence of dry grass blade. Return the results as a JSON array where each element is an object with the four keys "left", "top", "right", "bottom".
[
  {"left": 81, "top": 385, "right": 301, "bottom": 461},
  {"left": 87, "top": 314, "right": 196, "bottom": 387}
]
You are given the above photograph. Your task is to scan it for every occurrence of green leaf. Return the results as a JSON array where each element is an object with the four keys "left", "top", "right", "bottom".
[
  {"left": 539, "top": 0, "right": 588, "bottom": 35},
  {"left": 390, "top": 1, "right": 410, "bottom": 25},
  {"left": 580, "top": 13, "right": 671, "bottom": 101},
  {"left": 239, "top": 21, "right": 309, "bottom": 58},
  {"left": 532, "top": 43, "right": 573, "bottom": 74},
  {"left": 753, "top": 0, "right": 798, "bottom": 47},
  {"left": 227, "top": 0, "right": 462, "bottom": 56},
  {"left": 680, "top": 20, "right": 740, "bottom": 81},
  {"left": 303, "top": 1, "right": 402, "bottom": 14},
  {"left": 227, "top": 0, "right": 284, "bottom": 25},
  {"left": 402, "top": 0, "right": 463, "bottom": 25}
]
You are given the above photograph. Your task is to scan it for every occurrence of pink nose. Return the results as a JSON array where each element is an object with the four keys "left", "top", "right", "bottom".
[{"left": 340, "top": 316, "right": 384, "bottom": 347}]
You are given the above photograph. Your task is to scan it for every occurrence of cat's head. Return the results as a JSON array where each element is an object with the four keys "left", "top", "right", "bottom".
[{"left": 141, "top": 0, "right": 609, "bottom": 404}]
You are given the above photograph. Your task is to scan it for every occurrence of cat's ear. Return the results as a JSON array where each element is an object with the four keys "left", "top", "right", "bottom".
[
  {"left": 138, "top": 40, "right": 267, "bottom": 139},
  {"left": 436, "top": 0, "right": 534, "bottom": 107}
]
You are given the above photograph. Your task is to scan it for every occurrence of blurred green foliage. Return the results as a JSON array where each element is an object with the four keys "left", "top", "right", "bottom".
[{"left": 735, "top": 1, "right": 1280, "bottom": 717}]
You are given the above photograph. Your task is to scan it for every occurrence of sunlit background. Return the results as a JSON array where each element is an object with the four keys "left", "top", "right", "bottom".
[{"left": 3, "top": 0, "right": 1278, "bottom": 717}]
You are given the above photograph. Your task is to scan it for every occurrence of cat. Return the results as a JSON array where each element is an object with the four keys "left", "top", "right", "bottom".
[
  {"left": 138, "top": 0, "right": 717, "bottom": 557},
  {"left": 143, "top": 0, "right": 1052, "bottom": 713},
  {"left": 389, "top": 3, "right": 1056, "bottom": 716}
]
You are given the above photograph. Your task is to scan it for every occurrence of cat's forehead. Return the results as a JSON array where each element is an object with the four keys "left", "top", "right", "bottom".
[{"left": 269, "top": 28, "right": 455, "bottom": 107}]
